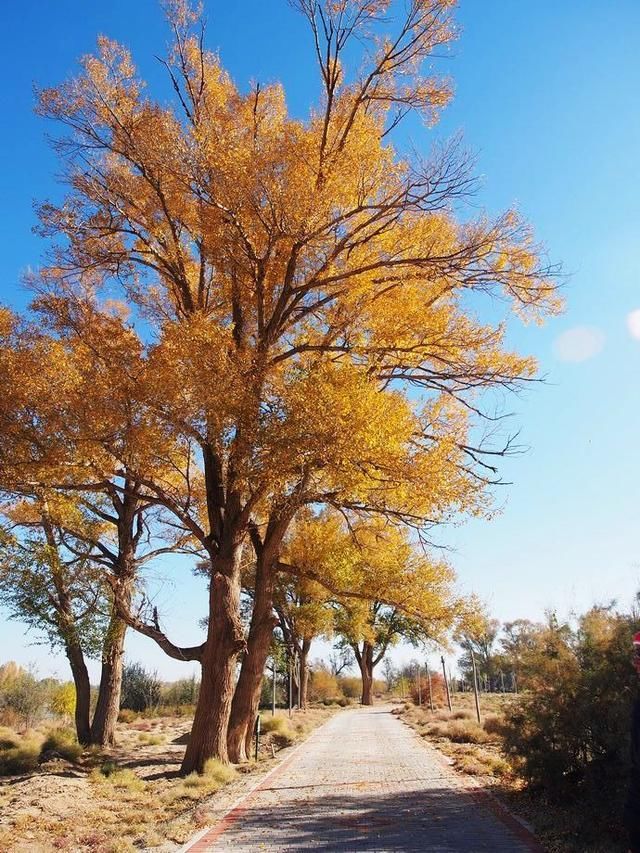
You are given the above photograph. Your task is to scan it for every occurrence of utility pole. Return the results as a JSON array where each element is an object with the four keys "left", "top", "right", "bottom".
[
  {"left": 426, "top": 661, "right": 434, "bottom": 711},
  {"left": 441, "top": 656, "right": 452, "bottom": 712},
  {"left": 470, "top": 649, "right": 482, "bottom": 724},
  {"left": 417, "top": 663, "right": 422, "bottom": 706}
]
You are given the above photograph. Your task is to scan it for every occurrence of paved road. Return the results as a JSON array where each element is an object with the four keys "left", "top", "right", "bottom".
[{"left": 186, "top": 706, "right": 540, "bottom": 852}]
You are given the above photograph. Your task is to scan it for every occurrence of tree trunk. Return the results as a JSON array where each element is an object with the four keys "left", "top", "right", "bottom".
[
  {"left": 65, "top": 640, "right": 91, "bottom": 745},
  {"left": 359, "top": 642, "right": 374, "bottom": 706},
  {"left": 181, "top": 548, "right": 244, "bottom": 773},
  {"left": 300, "top": 638, "right": 311, "bottom": 709},
  {"left": 91, "top": 607, "right": 127, "bottom": 746},
  {"left": 227, "top": 554, "right": 276, "bottom": 763}
]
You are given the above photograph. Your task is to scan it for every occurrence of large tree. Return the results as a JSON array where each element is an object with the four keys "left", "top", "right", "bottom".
[{"left": 4, "top": 0, "right": 560, "bottom": 769}]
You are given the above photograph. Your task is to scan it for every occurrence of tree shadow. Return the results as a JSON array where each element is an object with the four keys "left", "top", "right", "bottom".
[{"left": 214, "top": 785, "right": 534, "bottom": 851}]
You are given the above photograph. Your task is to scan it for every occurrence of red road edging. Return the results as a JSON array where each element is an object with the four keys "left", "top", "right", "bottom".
[{"left": 467, "top": 787, "right": 547, "bottom": 852}]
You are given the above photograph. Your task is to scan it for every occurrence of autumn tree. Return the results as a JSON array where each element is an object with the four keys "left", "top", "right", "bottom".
[
  {"left": 278, "top": 513, "right": 465, "bottom": 704},
  {"left": 9, "top": 0, "right": 561, "bottom": 770},
  {"left": 0, "top": 310, "right": 195, "bottom": 745},
  {"left": 274, "top": 576, "right": 334, "bottom": 710}
]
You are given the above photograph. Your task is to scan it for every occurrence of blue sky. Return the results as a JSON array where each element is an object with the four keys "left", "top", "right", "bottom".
[{"left": 1, "top": 1, "right": 639, "bottom": 679}]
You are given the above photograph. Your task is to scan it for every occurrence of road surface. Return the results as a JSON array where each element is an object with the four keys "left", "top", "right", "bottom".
[{"left": 184, "top": 706, "right": 542, "bottom": 852}]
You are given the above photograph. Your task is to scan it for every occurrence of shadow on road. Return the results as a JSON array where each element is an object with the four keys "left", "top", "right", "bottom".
[{"left": 217, "top": 784, "right": 534, "bottom": 852}]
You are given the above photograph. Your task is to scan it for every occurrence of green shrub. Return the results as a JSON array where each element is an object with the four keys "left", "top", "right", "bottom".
[
  {"left": 501, "top": 607, "right": 639, "bottom": 848},
  {"left": 0, "top": 668, "right": 50, "bottom": 727},
  {"left": 120, "top": 662, "right": 161, "bottom": 713},
  {"left": 160, "top": 677, "right": 199, "bottom": 706},
  {"left": 502, "top": 610, "right": 636, "bottom": 799}
]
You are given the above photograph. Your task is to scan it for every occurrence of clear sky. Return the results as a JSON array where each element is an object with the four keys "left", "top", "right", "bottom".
[{"left": 1, "top": 0, "right": 639, "bottom": 681}]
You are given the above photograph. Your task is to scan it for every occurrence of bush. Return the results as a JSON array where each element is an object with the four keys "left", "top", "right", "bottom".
[
  {"left": 482, "top": 714, "right": 505, "bottom": 736},
  {"left": 160, "top": 676, "right": 199, "bottom": 707},
  {"left": 0, "top": 728, "right": 40, "bottom": 776},
  {"left": 0, "top": 667, "right": 50, "bottom": 727},
  {"left": 202, "top": 758, "right": 237, "bottom": 784},
  {"left": 501, "top": 607, "right": 639, "bottom": 847},
  {"left": 428, "top": 719, "right": 492, "bottom": 744},
  {"left": 120, "top": 662, "right": 161, "bottom": 713},
  {"left": 0, "top": 726, "right": 20, "bottom": 750},
  {"left": 260, "top": 715, "right": 290, "bottom": 735},
  {"left": 307, "top": 668, "right": 340, "bottom": 703},
  {"left": 261, "top": 716, "right": 296, "bottom": 748},
  {"left": 337, "top": 676, "right": 361, "bottom": 699},
  {"left": 410, "top": 673, "right": 446, "bottom": 707},
  {"left": 50, "top": 683, "right": 76, "bottom": 719},
  {"left": 117, "top": 708, "right": 138, "bottom": 724},
  {"left": 39, "top": 729, "right": 82, "bottom": 762}
]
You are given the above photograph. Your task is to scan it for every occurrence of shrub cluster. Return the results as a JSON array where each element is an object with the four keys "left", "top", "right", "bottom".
[{"left": 501, "top": 607, "right": 639, "bottom": 842}]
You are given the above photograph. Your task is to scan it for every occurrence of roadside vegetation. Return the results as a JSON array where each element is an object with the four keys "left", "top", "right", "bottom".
[
  {"left": 0, "top": 661, "right": 336, "bottom": 852},
  {"left": 397, "top": 601, "right": 640, "bottom": 853}
]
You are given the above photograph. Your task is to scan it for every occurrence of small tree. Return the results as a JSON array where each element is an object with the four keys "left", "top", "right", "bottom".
[
  {"left": 120, "top": 662, "right": 161, "bottom": 713},
  {"left": 0, "top": 666, "right": 50, "bottom": 728},
  {"left": 50, "top": 682, "right": 76, "bottom": 720}
]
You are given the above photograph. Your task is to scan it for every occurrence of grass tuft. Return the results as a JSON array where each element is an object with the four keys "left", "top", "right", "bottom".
[
  {"left": 427, "top": 719, "right": 493, "bottom": 744},
  {"left": 91, "top": 761, "right": 146, "bottom": 792},
  {"left": 0, "top": 727, "right": 41, "bottom": 775},
  {"left": 40, "top": 729, "right": 83, "bottom": 762}
]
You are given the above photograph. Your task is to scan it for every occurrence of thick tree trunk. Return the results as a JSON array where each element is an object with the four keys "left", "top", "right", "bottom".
[
  {"left": 65, "top": 640, "right": 91, "bottom": 745},
  {"left": 300, "top": 638, "right": 311, "bottom": 709},
  {"left": 181, "top": 548, "right": 244, "bottom": 773},
  {"left": 359, "top": 642, "right": 375, "bottom": 706},
  {"left": 227, "top": 555, "right": 276, "bottom": 763},
  {"left": 91, "top": 607, "right": 128, "bottom": 746}
]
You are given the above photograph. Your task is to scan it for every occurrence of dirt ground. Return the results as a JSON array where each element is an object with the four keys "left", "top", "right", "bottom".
[{"left": 0, "top": 707, "right": 336, "bottom": 853}]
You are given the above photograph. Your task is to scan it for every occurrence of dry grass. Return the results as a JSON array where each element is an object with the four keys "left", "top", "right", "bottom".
[
  {"left": 426, "top": 719, "right": 493, "bottom": 744},
  {"left": 137, "top": 732, "right": 165, "bottom": 745},
  {"left": 398, "top": 693, "right": 515, "bottom": 781},
  {"left": 0, "top": 704, "right": 338, "bottom": 852}
]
